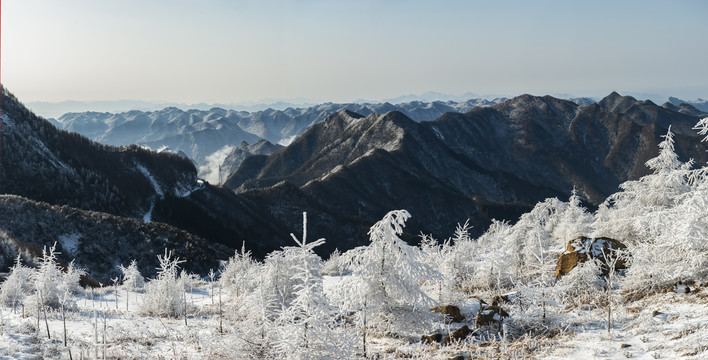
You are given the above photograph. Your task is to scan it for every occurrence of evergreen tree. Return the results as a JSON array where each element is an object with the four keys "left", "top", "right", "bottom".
[{"left": 340, "top": 210, "right": 438, "bottom": 339}]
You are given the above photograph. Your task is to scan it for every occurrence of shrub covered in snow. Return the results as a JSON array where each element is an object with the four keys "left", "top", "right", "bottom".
[{"left": 139, "top": 249, "right": 189, "bottom": 318}]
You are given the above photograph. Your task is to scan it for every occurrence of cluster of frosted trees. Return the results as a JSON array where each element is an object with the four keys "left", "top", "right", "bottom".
[
  {"left": 1, "top": 119, "right": 706, "bottom": 357},
  {"left": 0, "top": 245, "right": 84, "bottom": 315}
]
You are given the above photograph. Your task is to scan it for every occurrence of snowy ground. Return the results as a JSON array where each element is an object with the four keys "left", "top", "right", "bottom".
[{"left": 0, "top": 279, "right": 706, "bottom": 359}]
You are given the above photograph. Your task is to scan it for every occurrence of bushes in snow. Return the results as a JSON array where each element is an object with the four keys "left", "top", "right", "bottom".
[
  {"left": 0, "top": 255, "right": 32, "bottom": 309},
  {"left": 139, "top": 249, "right": 189, "bottom": 318}
]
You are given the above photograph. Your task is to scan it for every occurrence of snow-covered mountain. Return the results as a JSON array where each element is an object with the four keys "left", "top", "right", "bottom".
[
  {"left": 224, "top": 92, "right": 708, "bottom": 249},
  {"left": 6, "top": 86, "right": 708, "bottom": 268},
  {"left": 667, "top": 96, "right": 708, "bottom": 113},
  {"left": 50, "top": 99, "right": 506, "bottom": 168},
  {"left": 0, "top": 87, "right": 294, "bottom": 276}
]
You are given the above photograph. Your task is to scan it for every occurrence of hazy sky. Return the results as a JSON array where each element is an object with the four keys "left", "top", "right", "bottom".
[{"left": 2, "top": 0, "right": 708, "bottom": 104}]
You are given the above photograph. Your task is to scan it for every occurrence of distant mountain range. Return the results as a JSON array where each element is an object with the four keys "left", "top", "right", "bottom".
[
  {"left": 3, "top": 86, "right": 707, "bottom": 281},
  {"left": 48, "top": 95, "right": 708, "bottom": 186},
  {"left": 0, "top": 87, "right": 295, "bottom": 279},
  {"left": 668, "top": 96, "right": 708, "bottom": 113},
  {"left": 49, "top": 98, "right": 508, "bottom": 180},
  {"left": 223, "top": 92, "right": 708, "bottom": 246}
]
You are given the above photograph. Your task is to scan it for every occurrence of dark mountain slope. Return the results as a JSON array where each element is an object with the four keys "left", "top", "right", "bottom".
[
  {"left": 1, "top": 87, "right": 196, "bottom": 218},
  {"left": 0, "top": 195, "right": 229, "bottom": 282},
  {"left": 225, "top": 92, "right": 708, "bottom": 244},
  {"left": 0, "top": 87, "right": 293, "bottom": 263},
  {"left": 151, "top": 185, "right": 292, "bottom": 258}
]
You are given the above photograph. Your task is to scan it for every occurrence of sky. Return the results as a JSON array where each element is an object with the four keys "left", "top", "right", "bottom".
[{"left": 2, "top": 0, "right": 708, "bottom": 106}]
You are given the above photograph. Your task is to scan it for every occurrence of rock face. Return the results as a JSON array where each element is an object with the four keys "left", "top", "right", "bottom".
[
  {"left": 555, "top": 236, "right": 627, "bottom": 277},
  {"left": 475, "top": 306, "right": 509, "bottom": 328},
  {"left": 432, "top": 305, "right": 465, "bottom": 323}
]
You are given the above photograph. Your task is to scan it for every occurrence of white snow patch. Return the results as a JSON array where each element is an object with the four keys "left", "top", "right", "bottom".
[
  {"left": 432, "top": 125, "right": 445, "bottom": 140},
  {"left": 135, "top": 164, "right": 164, "bottom": 197},
  {"left": 320, "top": 164, "right": 344, "bottom": 181},
  {"left": 58, "top": 233, "right": 81, "bottom": 255},
  {"left": 143, "top": 201, "right": 154, "bottom": 223},
  {"left": 278, "top": 135, "right": 297, "bottom": 146}
]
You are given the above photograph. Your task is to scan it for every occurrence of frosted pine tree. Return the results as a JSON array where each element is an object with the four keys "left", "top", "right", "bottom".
[
  {"left": 474, "top": 219, "right": 515, "bottom": 291},
  {"left": 552, "top": 187, "right": 594, "bottom": 244},
  {"left": 447, "top": 220, "right": 476, "bottom": 292},
  {"left": 274, "top": 212, "right": 357, "bottom": 360},
  {"left": 31, "top": 244, "right": 64, "bottom": 309},
  {"left": 119, "top": 260, "right": 145, "bottom": 292},
  {"left": 621, "top": 121, "right": 708, "bottom": 293},
  {"left": 339, "top": 210, "right": 438, "bottom": 345},
  {"left": 220, "top": 243, "right": 258, "bottom": 319},
  {"left": 596, "top": 126, "right": 692, "bottom": 243}
]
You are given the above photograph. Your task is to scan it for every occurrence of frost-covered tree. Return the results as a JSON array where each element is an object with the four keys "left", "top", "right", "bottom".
[
  {"left": 596, "top": 127, "right": 693, "bottom": 243},
  {"left": 339, "top": 210, "right": 438, "bottom": 341},
  {"left": 473, "top": 219, "right": 515, "bottom": 291},
  {"left": 61, "top": 260, "right": 85, "bottom": 295},
  {"left": 320, "top": 249, "right": 344, "bottom": 277},
  {"left": 552, "top": 187, "right": 594, "bottom": 244},
  {"left": 220, "top": 243, "right": 258, "bottom": 319},
  {"left": 31, "top": 244, "right": 66, "bottom": 309},
  {"left": 274, "top": 212, "right": 357, "bottom": 360},
  {"left": 619, "top": 123, "right": 708, "bottom": 294},
  {"left": 235, "top": 270, "right": 278, "bottom": 359},
  {"left": 0, "top": 255, "right": 32, "bottom": 310},
  {"left": 119, "top": 260, "right": 145, "bottom": 292},
  {"left": 420, "top": 230, "right": 463, "bottom": 304},
  {"left": 473, "top": 198, "right": 564, "bottom": 293},
  {"left": 447, "top": 220, "right": 476, "bottom": 290},
  {"left": 140, "top": 249, "right": 187, "bottom": 318}
]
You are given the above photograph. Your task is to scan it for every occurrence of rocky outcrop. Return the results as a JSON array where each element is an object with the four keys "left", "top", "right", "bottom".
[
  {"left": 421, "top": 333, "right": 443, "bottom": 345},
  {"left": 492, "top": 292, "right": 518, "bottom": 306},
  {"left": 667, "top": 281, "right": 692, "bottom": 294},
  {"left": 475, "top": 306, "right": 509, "bottom": 327},
  {"left": 555, "top": 237, "right": 627, "bottom": 277},
  {"left": 443, "top": 325, "right": 474, "bottom": 345},
  {"left": 432, "top": 305, "right": 465, "bottom": 323}
]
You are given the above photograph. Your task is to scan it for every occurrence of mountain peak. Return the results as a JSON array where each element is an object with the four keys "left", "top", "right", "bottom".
[
  {"left": 338, "top": 109, "right": 365, "bottom": 119},
  {"left": 598, "top": 91, "right": 638, "bottom": 113}
]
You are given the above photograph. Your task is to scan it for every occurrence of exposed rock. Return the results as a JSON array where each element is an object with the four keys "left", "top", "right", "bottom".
[
  {"left": 421, "top": 333, "right": 443, "bottom": 345},
  {"left": 475, "top": 306, "right": 509, "bottom": 327},
  {"left": 555, "top": 236, "right": 627, "bottom": 277},
  {"left": 667, "top": 281, "right": 691, "bottom": 294},
  {"left": 432, "top": 304, "right": 465, "bottom": 323},
  {"left": 443, "top": 325, "right": 473, "bottom": 345},
  {"left": 492, "top": 292, "right": 518, "bottom": 306}
]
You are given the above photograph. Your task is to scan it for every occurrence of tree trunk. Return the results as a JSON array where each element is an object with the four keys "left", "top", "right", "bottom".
[
  {"left": 62, "top": 303, "right": 67, "bottom": 346},
  {"left": 218, "top": 285, "right": 223, "bottom": 334},
  {"left": 39, "top": 290, "right": 50, "bottom": 339}
]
